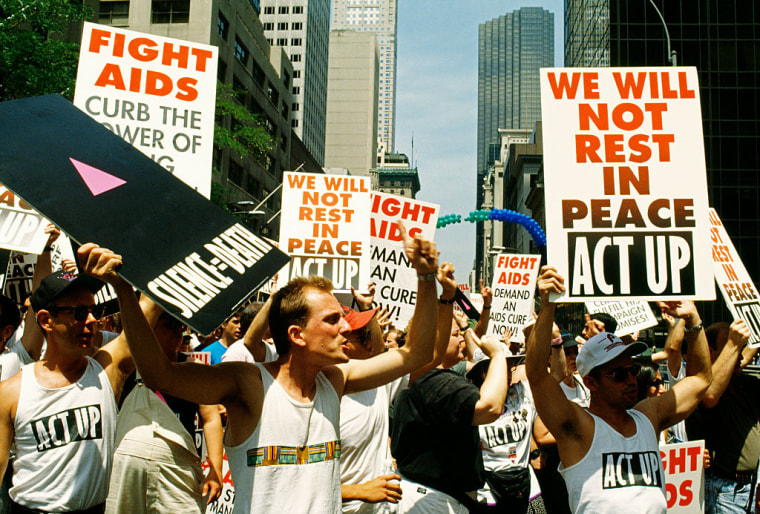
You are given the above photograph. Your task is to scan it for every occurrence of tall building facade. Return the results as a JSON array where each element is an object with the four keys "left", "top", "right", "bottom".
[
  {"left": 475, "top": 7, "right": 554, "bottom": 283},
  {"left": 260, "top": 0, "right": 330, "bottom": 165},
  {"left": 94, "top": 0, "right": 305, "bottom": 238},
  {"left": 331, "top": 0, "right": 397, "bottom": 151},
  {"left": 324, "top": 30, "right": 378, "bottom": 176},
  {"left": 564, "top": 0, "right": 760, "bottom": 318}
]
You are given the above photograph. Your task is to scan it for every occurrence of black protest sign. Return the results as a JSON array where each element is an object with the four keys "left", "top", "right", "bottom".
[{"left": 0, "top": 95, "right": 289, "bottom": 335}]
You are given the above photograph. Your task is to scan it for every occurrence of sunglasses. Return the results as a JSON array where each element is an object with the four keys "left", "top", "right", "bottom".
[
  {"left": 602, "top": 363, "right": 641, "bottom": 382},
  {"left": 345, "top": 331, "right": 370, "bottom": 346},
  {"left": 650, "top": 378, "right": 664, "bottom": 387},
  {"left": 47, "top": 304, "right": 106, "bottom": 322}
]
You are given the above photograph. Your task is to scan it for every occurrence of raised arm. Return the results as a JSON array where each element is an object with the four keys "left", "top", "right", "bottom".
[
  {"left": 340, "top": 224, "right": 437, "bottom": 394},
  {"left": 20, "top": 225, "right": 60, "bottom": 360},
  {"left": 471, "top": 335, "right": 508, "bottom": 425},
  {"left": 242, "top": 296, "right": 272, "bottom": 362},
  {"left": 639, "top": 301, "right": 712, "bottom": 431},
  {"left": 662, "top": 310, "right": 686, "bottom": 375},
  {"left": 474, "top": 279, "right": 492, "bottom": 338},
  {"left": 525, "top": 267, "right": 589, "bottom": 442},
  {"left": 702, "top": 319, "right": 749, "bottom": 408},
  {"left": 78, "top": 244, "right": 248, "bottom": 408},
  {"left": 548, "top": 323, "right": 566, "bottom": 382}
]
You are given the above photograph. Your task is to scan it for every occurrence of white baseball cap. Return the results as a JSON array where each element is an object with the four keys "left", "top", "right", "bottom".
[{"left": 576, "top": 332, "right": 648, "bottom": 377}]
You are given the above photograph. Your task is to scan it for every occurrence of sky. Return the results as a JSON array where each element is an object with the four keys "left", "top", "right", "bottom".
[{"left": 394, "top": 0, "right": 564, "bottom": 286}]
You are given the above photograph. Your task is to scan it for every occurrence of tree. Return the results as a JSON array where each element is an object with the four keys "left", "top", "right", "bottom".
[
  {"left": 211, "top": 81, "right": 275, "bottom": 215},
  {"left": 0, "top": 0, "right": 90, "bottom": 101}
]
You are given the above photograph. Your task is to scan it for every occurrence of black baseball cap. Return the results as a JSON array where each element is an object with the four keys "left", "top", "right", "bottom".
[{"left": 30, "top": 271, "right": 105, "bottom": 312}]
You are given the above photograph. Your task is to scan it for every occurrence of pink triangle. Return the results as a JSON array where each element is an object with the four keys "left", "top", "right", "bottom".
[{"left": 69, "top": 158, "right": 126, "bottom": 196}]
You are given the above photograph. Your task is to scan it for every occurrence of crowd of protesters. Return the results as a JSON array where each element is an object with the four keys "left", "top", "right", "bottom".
[{"left": 0, "top": 223, "right": 756, "bottom": 514}]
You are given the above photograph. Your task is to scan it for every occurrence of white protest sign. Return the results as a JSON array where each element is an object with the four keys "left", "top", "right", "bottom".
[
  {"left": 0, "top": 185, "right": 50, "bottom": 254},
  {"left": 585, "top": 300, "right": 657, "bottom": 336},
  {"left": 203, "top": 451, "right": 235, "bottom": 513},
  {"left": 660, "top": 440, "right": 705, "bottom": 513},
  {"left": 709, "top": 208, "right": 760, "bottom": 347},
  {"left": 277, "top": 172, "right": 371, "bottom": 292},
  {"left": 541, "top": 67, "right": 714, "bottom": 302},
  {"left": 369, "top": 192, "right": 438, "bottom": 328},
  {"left": 487, "top": 254, "right": 540, "bottom": 342},
  {"left": 74, "top": 22, "right": 218, "bottom": 198}
]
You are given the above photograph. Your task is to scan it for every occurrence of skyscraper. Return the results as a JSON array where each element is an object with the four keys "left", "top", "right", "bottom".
[
  {"left": 331, "top": 0, "right": 397, "bottom": 152},
  {"left": 564, "top": 0, "right": 760, "bottom": 318},
  {"left": 261, "top": 0, "right": 330, "bottom": 166},
  {"left": 475, "top": 7, "right": 554, "bottom": 282}
]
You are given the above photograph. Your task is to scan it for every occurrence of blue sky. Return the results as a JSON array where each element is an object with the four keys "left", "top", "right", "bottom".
[{"left": 395, "top": 0, "right": 564, "bottom": 285}]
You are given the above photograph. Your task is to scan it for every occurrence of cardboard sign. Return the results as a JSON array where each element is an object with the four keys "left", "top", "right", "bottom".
[
  {"left": 369, "top": 192, "right": 438, "bottom": 327},
  {"left": 0, "top": 185, "right": 50, "bottom": 254},
  {"left": 74, "top": 22, "right": 218, "bottom": 198},
  {"left": 585, "top": 300, "right": 658, "bottom": 336},
  {"left": 487, "top": 254, "right": 540, "bottom": 342},
  {"left": 709, "top": 208, "right": 760, "bottom": 347},
  {"left": 278, "top": 171, "right": 371, "bottom": 293},
  {"left": 541, "top": 67, "right": 714, "bottom": 302},
  {"left": 660, "top": 440, "right": 705, "bottom": 513},
  {"left": 0, "top": 95, "right": 289, "bottom": 336}
]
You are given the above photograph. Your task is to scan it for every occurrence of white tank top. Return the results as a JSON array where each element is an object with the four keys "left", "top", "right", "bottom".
[
  {"left": 11, "top": 357, "right": 117, "bottom": 511},
  {"left": 559, "top": 409, "right": 667, "bottom": 514},
  {"left": 225, "top": 362, "right": 342, "bottom": 513}
]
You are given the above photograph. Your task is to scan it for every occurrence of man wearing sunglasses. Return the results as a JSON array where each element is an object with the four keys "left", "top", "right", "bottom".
[
  {"left": 526, "top": 266, "right": 712, "bottom": 514},
  {"left": 0, "top": 266, "right": 137, "bottom": 513}
]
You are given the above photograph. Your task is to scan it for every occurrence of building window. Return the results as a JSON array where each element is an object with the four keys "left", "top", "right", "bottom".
[
  {"left": 217, "top": 11, "right": 229, "bottom": 40},
  {"left": 292, "top": 86, "right": 300, "bottom": 95},
  {"left": 291, "top": 22, "right": 302, "bottom": 30},
  {"left": 292, "top": 103, "right": 299, "bottom": 111},
  {"left": 293, "top": 5, "right": 303, "bottom": 14},
  {"left": 290, "top": 38, "right": 302, "bottom": 46},
  {"left": 263, "top": 22, "right": 273, "bottom": 30},
  {"left": 99, "top": 1, "right": 130, "bottom": 25},
  {"left": 282, "top": 70, "right": 290, "bottom": 88},
  {"left": 281, "top": 103, "right": 288, "bottom": 119},
  {"left": 151, "top": 0, "right": 189, "bottom": 23},
  {"left": 266, "top": 38, "right": 273, "bottom": 45},
  {"left": 263, "top": 6, "right": 274, "bottom": 14},
  {"left": 228, "top": 162, "right": 243, "bottom": 186},
  {"left": 278, "top": 5, "right": 288, "bottom": 14},
  {"left": 277, "top": 22, "right": 287, "bottom": 30},
  {"left": 291, "top": 54, "right": 301, "bottom": 62},
  {"left": 251, "top": 59, "right": 265, "bottom": 87},
  {"left": 276, "top": 38, "right": 287, "bottom": 46},
  {"left": 293, "top": 70, "right": 301, "bottom": 78},
  {"left": 292, "top": 119, "right": 299, "bottom": 128},
  {"left": 234, "top": 38, "right": 249, "bottom": 64}
]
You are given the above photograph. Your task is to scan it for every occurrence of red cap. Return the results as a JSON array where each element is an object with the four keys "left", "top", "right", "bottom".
[{"left": 342, "top": 306, "right": 378, "bottom": 331}]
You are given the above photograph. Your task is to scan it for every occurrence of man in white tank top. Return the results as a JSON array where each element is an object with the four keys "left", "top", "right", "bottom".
[
  {"left": 525, "top": 266, "right": 713, "bottom": 514},
  {"left": 0, "top": 245, "right": 138, "bottom": 513},
  {"left": 87, "top": 223, "right": 440, "bottom": 513}
]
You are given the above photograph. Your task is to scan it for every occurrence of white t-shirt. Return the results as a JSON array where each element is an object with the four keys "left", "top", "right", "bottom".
[
  {"left": 0, "top": 334, "right": 33, "bottom": 382},
  {"left": 221, "top": 340, "right": 278, "bottom": 363},
  {"left": 560, "top": 373, "right": 591, "bottom": 408},
  {"left": 340, "top": 375, "right": 408, "bottom": 514}
]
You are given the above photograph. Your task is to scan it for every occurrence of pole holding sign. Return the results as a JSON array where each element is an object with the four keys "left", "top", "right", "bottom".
[
  {"left": 709, "top": 208, "right": 760, "bottom": 347},
  {"left": 278, "top": 172, "right": 371, "bottom": 293},
  {"left": 541, "top": 67, "right": 714, "bottom": 302},
  {"left": 487, "top": 254, "right": 540, "bottom": 342},
  {"left": 74, "top": 22, "right": 218, "bottom": 198}
]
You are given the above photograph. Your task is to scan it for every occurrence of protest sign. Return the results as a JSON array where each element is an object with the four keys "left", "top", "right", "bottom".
[
  {"left": 278, "top": 171, "right": 371, "bottom": 293},
  {"left": 0, "top": 185, "right": 50, "bottom": 254},
  {"left": 585, "top": 300, "right": 658, "bottom": 336},
  {"left": 74, "top": 22, "right": 218, "bottom": 198},
  {"left": 541, "top": 67, "right": 714, "bottom": 302},
  {"left": 487, "top": 254, "right": 540, "bottom": 342},
  {"left": 369, "top": 192, "right": 438, "bottom": 327},
  {"left": 709, "top": 208, "right": 760, "bottom": 347},
  {"left": 0, "top": 95, "right": 289, "bottom": 336},
  {"left": 660, "top": 440, "right": 705, "bottom": 513},
  {"left": 186, "top": 351, "right": 211, "bottom": 366}
]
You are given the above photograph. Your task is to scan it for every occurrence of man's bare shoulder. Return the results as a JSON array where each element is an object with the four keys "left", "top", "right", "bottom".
[
  {"left": 0, "top": 371, "right": 23, "bottom": 416},
  {"left": 321, "top": 364, "right": 347, "bottom": 397}
]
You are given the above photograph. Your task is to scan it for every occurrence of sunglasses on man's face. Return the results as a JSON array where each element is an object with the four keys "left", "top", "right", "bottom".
[
  {"left": 650, "top": 378, "right": 664, "bottom": 387},
  {"left": 47, "top": 304, "right": 106, "bottom": 322},
  {"left": 602, "top": 363, "right": 642, "bottom": 382}
]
